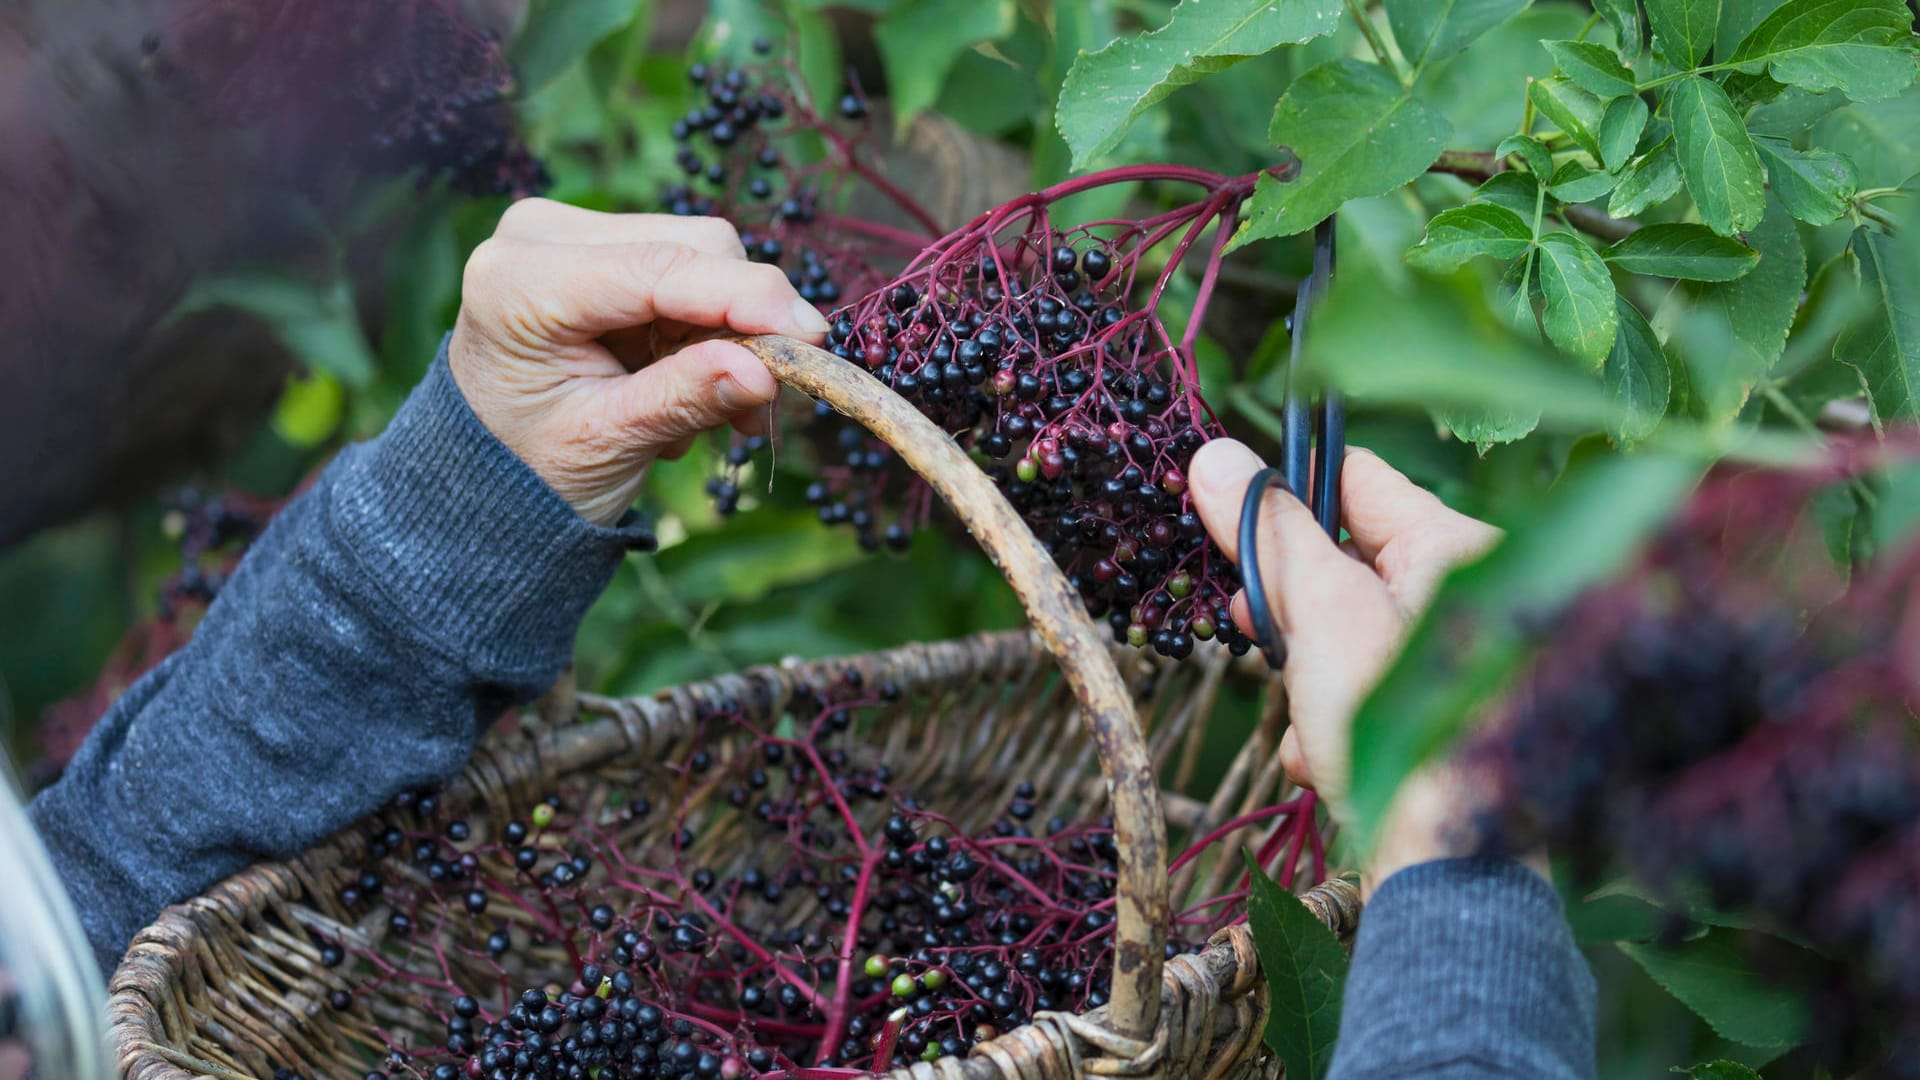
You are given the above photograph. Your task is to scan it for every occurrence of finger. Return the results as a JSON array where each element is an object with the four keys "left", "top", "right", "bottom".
[
  {"left": 1279, "top": 728, "right": 1315, "bottom": 792},
  {"left": 464, "top": 238, "right": 829, "bottom": 345},
  {"left": 655, "top": 435, "right": 698, "bottom": 462},
  {"left": 604, "top": 338, "right": 782, "bottom": 456},
  {"left": 731, "top": 408, "right": 772, "bottom": 439},
  {"left": 1339, "top": 447, "right": 1498, "bottom": 565},
  {"left": 494, "top": 200, "right": 748, "bottom": 259},
  {"left": 1189, "top": 439, "right": 1378, "bottom": 640}
]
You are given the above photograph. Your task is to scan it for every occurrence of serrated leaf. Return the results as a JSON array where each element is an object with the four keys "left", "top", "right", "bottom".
[
  {"left": 1536, "top": 232, "right": 1619, "bottom": 366},
  {"left": 1620, "top": 931, "right": 1809, "bottom": 1049},
  {"left": 1233, "top": 59, "right": 1451, "bottom": 245},
  {"left": 1814, "top": 84, "right": 1920, "bottom": 188},
  {"left": 1727, "top": 0, "right": 1919, "bottom": 103},
  {"left": 1497, "top": 132, "right": 1557, "bottom": 177},
  {"left": 1057, "top": 0, "right": 1341, "bottom": 170},
  {"left": 1406, "top": 204, "right": 1536, "bottom": 271},
  {"left": 1440, "top": 403, "right": 1543, "bottom": 450},
  {"left": 512, "top": 0, "right": 642, "bottom": 93},
  {"left": 1595, "top": 0, "right": 1643, "bottom": 51},
  {"left": 1545, "top": 39, "right": 1638, "bottom": 98},
  {"left": 1549, "top": 160, "right": 1621, "bottom": 202},
  {"left": 1604, "top": 223, "right": 1759, "bottom": 280},
  {"left": 1754, "top": 136, "right": 1858, "bottom": 225},
  {"left": 1606, "top": 296, "right": 1672, "bottom": 444},
  {"left": 1669, "top": 199, "right": 1808, "bottom": 419},
  {"left": 1677, "top": 1062, "right": 1764, "bottom": 1080},
  {"left": 1646, "top": 0, "right": 1722, "bottom": 67},
  {"left": 1837, "top": 226, "right": 1920, "bottom": 424},
  {"left": 1383, "top": 0, "right": 1533, "bottom": 69},
  {"left": 1746, "top": 86, "right": 1850, "bottom": 135},
  {"left": 1345, "top": 452, "right": 1705, "bottom": 851},
  {"left": 1475, "top": 170, "right": 1543, "bottom": 216},
  {"left": 1244, "top": 852, "right": 1347, "bottom": 1080},
  {"left": 1599, "top": 94, "right": 1652, "bottom": 171},
  {"left": 875, "top": 0, "right": 1016, "bottom": 133},
  {"left": 1611, "top": 139, "right": 1685, "bottom": 217},
  {"left": 1529, "top": 77, "right": 1607, "bottom": 160},
  {"left": 1670, "top": 75, "right": 1767, "bottom": 234}
]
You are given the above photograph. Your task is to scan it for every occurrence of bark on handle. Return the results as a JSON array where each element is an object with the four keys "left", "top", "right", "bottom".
[{"left": 737, "top": 334, "right": 1170, "bottom": 1045}]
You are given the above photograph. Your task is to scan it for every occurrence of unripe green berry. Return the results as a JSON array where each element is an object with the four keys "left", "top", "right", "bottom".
[
  {"left": 892, "top": 973, "right": 917, "bottom": 997},
  {"left": 1015, "top": 458, "right": 1039, "bottom": 483},
  {"left": 865, "top": 955, "right": 890, "bottom": 979},
  {"left": 1190, "top": 615, "right": 1216, "bottom": 640},
  {"left": 1126, "top": 623, "right": 1148, "bottom": 648},
  {"left": 922, "top": 969, "right": 949, "bottom": 990},
  {"left": 922, "top": 1043, "right": 942, "bottom": 1062},
  {"left": 531, "top": 803, "right": 556, "bottom": 829},
  {"left": 1168, "top": 573, "right": 1193, "bottom": 599}
]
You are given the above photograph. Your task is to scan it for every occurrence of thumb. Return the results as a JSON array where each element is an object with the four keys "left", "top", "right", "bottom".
[
  {"left": 607, "top": 339, "right": 780, "bottom": 455},
  {"left": 1189, "top": 439, "right": 1379, "bottom": 641}
]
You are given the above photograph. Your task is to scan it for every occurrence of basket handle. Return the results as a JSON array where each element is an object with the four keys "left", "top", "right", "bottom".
[{"left": 737, "top": 334, "right": 1171, "bottom": 1046}]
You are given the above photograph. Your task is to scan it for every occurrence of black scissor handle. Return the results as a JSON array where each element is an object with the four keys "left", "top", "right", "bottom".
[{"left": 1239, "top": 467, "right": 1292, "bottom": 671}]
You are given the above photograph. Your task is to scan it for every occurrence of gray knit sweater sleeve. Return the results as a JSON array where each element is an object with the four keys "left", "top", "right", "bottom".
[
  {"left": 1329, "top": 857, "right": 1598, "bottom": 1079},
  {"left": 29, "top": 343, "right": 654, "bottom": 973}
]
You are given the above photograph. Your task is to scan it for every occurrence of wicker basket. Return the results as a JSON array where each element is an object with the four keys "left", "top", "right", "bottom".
[{"left": 109, "top": 337, "right": 1361, "bottom": 1079}]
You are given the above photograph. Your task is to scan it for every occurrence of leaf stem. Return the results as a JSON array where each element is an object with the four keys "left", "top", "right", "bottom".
[
  {"left": 1635, "top": 61, "right": 1737, "bottom": 93},
  {"left": 1345, "top": 0, "right": 1406, "bottom": 84}
]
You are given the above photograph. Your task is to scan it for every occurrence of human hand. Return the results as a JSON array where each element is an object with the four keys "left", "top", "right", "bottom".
[
  {"left": 1189, "top": 439, "right": 1522, "bottom": 893},
  {"left": 450, "top": 200, "right": 830, "bottom": 525}
]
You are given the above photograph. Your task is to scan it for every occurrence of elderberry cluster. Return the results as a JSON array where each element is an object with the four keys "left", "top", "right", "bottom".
[
  {"left": 318, "top": 672, "right": 1235, "bottom": 1078},
  {"left": 156, "top": 486, "right": 276, "bottom": 618},
  {"left": 1470, "top": 460, "right": 1920, "bottom": 1074},
  {"left": 818, "top": 240, "right": 1250, "bottom": 659}
]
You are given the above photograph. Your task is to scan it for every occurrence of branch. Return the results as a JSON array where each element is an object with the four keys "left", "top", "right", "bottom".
[{"left": 1429, "top": 150, "right": 1640, "bottom": 244}]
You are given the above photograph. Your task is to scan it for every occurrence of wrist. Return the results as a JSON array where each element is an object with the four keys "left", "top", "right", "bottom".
[{"left": 1361, "top": 767, "right": 1548, "bottom": 899}]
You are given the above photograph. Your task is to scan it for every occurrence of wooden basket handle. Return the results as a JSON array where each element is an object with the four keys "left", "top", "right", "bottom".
[{"left": 738, "top": 334, "right": 1171, "bottom": 1045}]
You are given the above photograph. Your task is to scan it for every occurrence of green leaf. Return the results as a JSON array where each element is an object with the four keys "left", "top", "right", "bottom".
[
  {"left": 1548, "top": 160, "right": 1621, "bottom": 202},
  {"left": 1677, "top": 1062, "right": 1764, "bottom": 1080},
  {"left": 1536, "top": 232, "right": 1619, "bottom": 367},
  {"left": 1610, "top": 139, "right": 1685, "bottom": 217},
  {"left": 1528, "top": 77, "right": 1607, "bottom": 160},
  {"left": 1604, "top": 223, "right": 1759, "bottom": 280},
  {"left": 1606, "top": 296, "right": 1673, "bottom": 445},
  {"left": 1440, "top": 403, "right": 1543, "bottom": 450},
  {"left": 271, "top": 370, "right": 346, "bottom": 449},
  {"left": 1594, "top": 0, "right": 1643, "bottom": 52},
  {"left": 1814, "top": 83, "right": 1920, "bottom": 188},
  {"left": 1836, "top": 226, "right": 1920, "bottom": 424},
  {"left": 1244, "top": 852, "right": 1347, "bottom": 1080},
  {"left": 651, "top": 510, "right": 870, "bottom": 605},
  {"left": 1406, "top": 204, "right": 1535, "bottom": 271},
  {"left": 1727, "top": 0, "right": 1919, "bottom": 103},
  {"left": 1545, "top": 39, "right": 1638, "bottom": 98},
  {"left": 1497, "top": 132, "right": 1556, "bottom": 178},
  {"left": 1345, "top": 452, "right": 1706, "bottom": 850},
  {"left": 876, "top": 0, "right": 1016, "bottom": 133},
  {"left": 1753, "top": 136, "right": 1858, "bottom": 225},
  {"left": 1645, "top": 0, "right": 1722, "bottom": 67},
  {"left": 169, "top": 268, "right": 377, "bottom": 387},
  {"left": 1599, "top": 94, "right": 1652, "bottom": 171},
  {"left": 1475, "top": 170, "right": 1543, "bottom": 216},
  {"left": 1056, "top": 0, "right": 1341, "bottom": 170},
  {"left": 1304, "top": 263, "right": 1622, "bottom": 427},
  {"left": 512, "top": 0, "right": 643, "bottom": 93},
  {"left": 695, "top": 0, "right": 788, "bottom": 62},
  {"left": 1234, "top": 59, "right": 1451, "bottom": 245},
  {"left": 1669, "top": 75, "right": 1767, "bottom": 235},
  {"left": 1422, "top": 4, "right": 1596, "bottom": 148},
  {"left": 1382, "top": 0, "right": 1533, "bottom": 69},
  {"left": 1667, "top": 199, "right": 1808, "bottom": 420},
  {"left": 1620, "top": 930, "right": 1809, "bottom": 1049}
]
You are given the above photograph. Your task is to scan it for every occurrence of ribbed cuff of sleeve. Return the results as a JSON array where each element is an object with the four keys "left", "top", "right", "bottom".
[
  {"left": 1329, "top": 858, "right": 1597, "bottom": 1079},
  {"left": 327, "top": 338, "right": 654, "bottom": 682}
]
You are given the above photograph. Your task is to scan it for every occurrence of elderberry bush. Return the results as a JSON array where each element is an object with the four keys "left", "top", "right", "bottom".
[
  {"left": 1469, "top": 453, "right": 1920, "bottom": 1073},
  {"left": 320, "top": 672, "right": 1311, "bottom": 1079}
]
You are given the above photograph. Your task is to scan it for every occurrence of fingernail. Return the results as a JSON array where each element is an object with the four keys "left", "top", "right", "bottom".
[
  {"left": 1192, "top": 439, "right": 1261, "bottom": 491},
  {"left": 789, "top": 299, "right": 830, "bottom": 338}
]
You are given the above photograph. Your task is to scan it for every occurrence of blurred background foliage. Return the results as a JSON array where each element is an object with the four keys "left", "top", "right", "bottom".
[{"left": 2, "top": 0, "right": 1917, "bottom": 1075}]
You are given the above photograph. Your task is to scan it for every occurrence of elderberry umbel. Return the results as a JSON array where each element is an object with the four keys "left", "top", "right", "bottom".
[
  {"left": 322, "top": 670, "right": 1321, "bottom": 1078},
  {"left": 806, "top": 164, "right": 1268, "bottom": 658},
  {"left": 1470, "top": 443, "right": 1920, "bottom": 1073}
]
